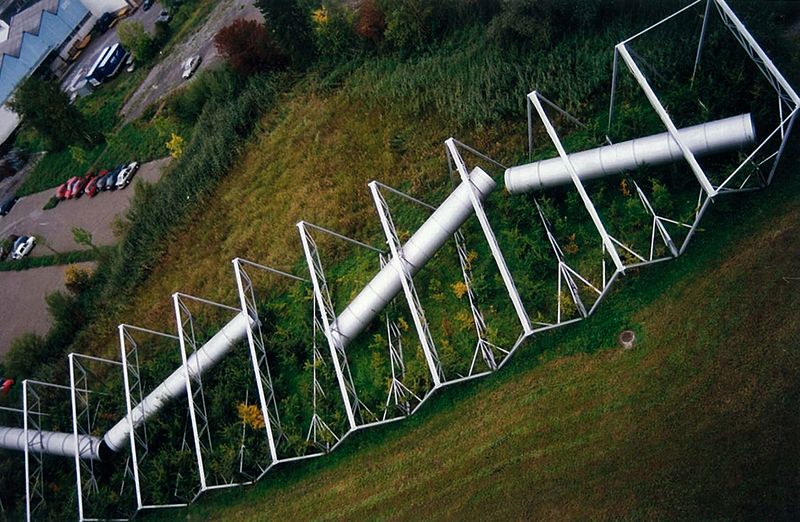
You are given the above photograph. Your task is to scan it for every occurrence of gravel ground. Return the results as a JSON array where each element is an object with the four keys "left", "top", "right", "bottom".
[
  {"left": 121, "top": 0, "right": 262, "bottom": 122},
  {"left": 0, "top": 262, "right": 95, "bottom": 357},
  {"left": 0, "top": 157, "right": 170, "bottom": 255}
]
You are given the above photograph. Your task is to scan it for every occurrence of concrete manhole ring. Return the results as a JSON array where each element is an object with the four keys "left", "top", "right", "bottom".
[{"left": 619, "top": 330, "right": 636, "bottom": 349}]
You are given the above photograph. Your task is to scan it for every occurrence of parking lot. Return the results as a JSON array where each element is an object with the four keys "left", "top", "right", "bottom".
[
  {"left": 0, "top": 262, "right": 95, "bottom": 357},
  {"left": 61, "top": 1, "right": 165, "bottom": 94},
  {"left": 0, "top": 157, "right": 169, "bottom": 255}
]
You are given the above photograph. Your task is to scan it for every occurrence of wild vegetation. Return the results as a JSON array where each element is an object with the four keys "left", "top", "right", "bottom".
[{"left": 0, "top": 0, "right": 797, "bottom": 518}]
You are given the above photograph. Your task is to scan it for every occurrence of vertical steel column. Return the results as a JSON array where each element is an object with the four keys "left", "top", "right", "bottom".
[
  {"left": 368, "top": 182, "right": 443, "bottom": 386},
  {"left": 445, "top": 140, "right": 534, "bottom": 335},
  {"left": 692, "top": 0, "right": 713, "bottom": 82},
  {"left": 232, "top": 259, "right": 299, "bottom": 465},
  {"left": 528, "top": 92, "right": 626, "bottom": 273},
  {"left": 297, "top": 222, "right": 359, "bottom": 431},
  {"left": 616, "top": 44, "right": 717, "bottom": 197}
]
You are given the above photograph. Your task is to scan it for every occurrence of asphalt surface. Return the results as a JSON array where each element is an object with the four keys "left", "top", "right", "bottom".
[
  {"left": 61, "top": 2, "right": 165, "bottom": 93},
  {"left": 0, "top": 262, "right": 95, "bottom": 357},
  {"left": 121, "top": 0, "right": 262, "bottom": 122},
  {"left": 0, "top": 157, "right": 170, "bottom": 255}
]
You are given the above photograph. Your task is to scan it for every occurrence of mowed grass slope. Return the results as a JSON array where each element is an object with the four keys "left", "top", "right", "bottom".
[{"left": 141, "top": 148, "right": 800, "bottom": 520}]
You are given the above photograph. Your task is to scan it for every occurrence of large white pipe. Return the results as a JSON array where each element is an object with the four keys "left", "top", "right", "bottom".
[
  {"left": 0, "top": 169, "right": 496, "bottom": 461},
  {"left": 505, "top": 113, "right": 755, "bottom": 194},
  {"left": 100, "top": 311, "right": 253, "bottom": 457},
  {"left": 0, "top": 427, "right": 102, "bottom": 460},
  {"left": 331, "top": 167, "right": 497, "bottom": 348},
  {"left": 0, "top": 312, "right": 253, "bottom": 461}
]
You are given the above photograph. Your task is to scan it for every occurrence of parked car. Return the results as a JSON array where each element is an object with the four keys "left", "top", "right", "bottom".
[
  {"left": 142, "top": 0, "right": 154, "bottom": 11},
  {"left": 95, "top": 169, "right": 109, "bottom": 191},
  {"left": 56, "top": 182, "right": 69, "bottom": 200},
  {"left": 0, "top": 195, "right": 18, "bottom": 216},
  {"left": 11, "top": 236, "right": 35, "bottom": 260},
  {"left": 71, "top": 176, "right": 88, "bottom": 198},
  {"left": 156, "top": 9, "right": 171, "bottom": 23},
  {"left": 83, "top": 170, "right": 108, "bottom": 198},
  {"left": 116, "top": 162, "right": 140, "bottom": 189},
  {"left": 94, "top": 12, "right": 113, "bottom": 34},
  {"left": 104, "top": 165, "right": 124, "bottom": 190},
  {"left": 64, "top": 176, "right": 80, "bottom": 198},
  {"left": 182, "top": 55, "right": 201, "bottom": 79}
]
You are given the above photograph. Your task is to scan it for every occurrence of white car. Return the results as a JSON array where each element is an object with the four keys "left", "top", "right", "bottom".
[
  {"left": 115, "top": 161, "right": 140, "bottom": 189},
  {"left": 182, "top": 55, "right": 201, "bottom": 79},
  {"left": 11, "top": 236, "right": 35, "bottom": 260}
]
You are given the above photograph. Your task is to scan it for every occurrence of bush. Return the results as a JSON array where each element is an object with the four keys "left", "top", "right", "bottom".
[
  {"left": 64, "top": 264, "right": 92, "bottom": 295},
  {"left": 312, "top": 2, "right": 359, "bottom": 60},
  {"left": 380, "top": 0, "right": 452, "bottom": 52},
  {"left": 355, "top": 0, "right": 386, "bottom": 44},
  {"left": 214, "top": 19, "right": 289, "bottom": 77},
  {"left": 4, "top": 333, "right": 49, "bottom": 379},
  {"left": 43, "top": 196, "right": 59, "bottom": 210},
  {"left": 117, "top": 20, "right": 156, "bottom": 62},
  {"left": 487, "top": 0, "right": 600, "bottom": 49},
  {"left": 255, "top": 0, "right": 316, "bottom": 67},
  {"left": 167, "top": 65, "right": 240, "bottom": 124}
]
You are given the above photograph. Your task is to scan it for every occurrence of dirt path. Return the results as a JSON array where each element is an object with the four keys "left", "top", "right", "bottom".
[
  {"left": 0, "top": 262, "right": 95, "bottom": 357},
  {"left": 121, "top": 0, "right": 262, "bottom": 122},
  {"left": 0, "top": 157, "right": 170, "bottom": 255}
]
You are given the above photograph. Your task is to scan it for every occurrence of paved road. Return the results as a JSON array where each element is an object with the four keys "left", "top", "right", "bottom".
[
  {"left": 61, "top": 2, "right": 165, "bottom": 93},
  {"left": 122, "top": 0, "right": 262, "bottom": 122},
  {"left": 0, "top": 262, "right": 95, "bottom": 358},
  {"left": 0, "top": 158, "right": 170, "bottom": 255}
]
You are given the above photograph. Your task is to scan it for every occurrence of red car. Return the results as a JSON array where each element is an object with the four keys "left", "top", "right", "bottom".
[
  {"left": 71, "top": 177, "right": 87, "bottom": 199},
  {"left": 85, "top": 170, "right": 105, "bottom": 197},
  {"left": 64, "top": 176, "right": 80, "bottom": 198},
  {"left": 55, "top": 182, "right": 69, "bottom": 200}
]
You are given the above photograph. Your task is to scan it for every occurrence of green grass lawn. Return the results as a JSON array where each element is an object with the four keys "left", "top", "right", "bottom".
[{"left": 143, "top": 147, "right": 800, "bottom": 520}]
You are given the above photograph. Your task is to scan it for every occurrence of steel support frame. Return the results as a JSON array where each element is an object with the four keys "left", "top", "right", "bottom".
[
  {"left": 369, "top": 180, "right": 510, "bottom": 380},
  {"left": 172, "top": 292, "right": 254, "bottom": 498},
  {"left": 68, "top": 353, "right": 129, "bottom": 522},
  {"left": 117, "top": 324, "right": 189, "bottom": 513},
  {"left": 528, "top": 91, "right": 627, "bottom": 278},
  {"left": 304, "top": 297, "right": 342, "bottom": 453},
  {"left": 610, "top": 0, "right": 800, "bottom": 196},
  {"left": 368, "top": 181, "right": 444, "bottom": 386},
  {"left": 232, "top": 258, "right": 331, "bottom": 469},
  {"left": 297, "top": 221, "right": 380, "bottom": 431},
  {"left": 445, "top": 139, "right": 534, "bottom": 336},
  {"left": 23, "top": 380, "right": 73, "bottom": 522}
]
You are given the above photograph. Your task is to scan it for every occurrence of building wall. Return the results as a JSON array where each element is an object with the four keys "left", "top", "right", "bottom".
[
  {"left": 77, "top": 0, "right": 126, "bottom": 17},
  {"left": 0, "top": 0, "right": 88, "bottom": 103}
]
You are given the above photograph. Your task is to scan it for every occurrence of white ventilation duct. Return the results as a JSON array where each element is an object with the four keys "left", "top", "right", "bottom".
[
  {"left": 505, "top": 114, "right": 755, "bottom": 194},
  {"left": 99, "top": 311, "right": 253, "bottom": 457},
  {"left": 331, "top": 167, "right": 496, "bottom": 348},
  {"left": 0, "top": 427, "right": 102, "bottom": 460},
  {"left": 0, "top": 169, "right": 497, "bottom": 462},
  {"left": 0, "top": 312, "right": 253, "bottom": 461}
]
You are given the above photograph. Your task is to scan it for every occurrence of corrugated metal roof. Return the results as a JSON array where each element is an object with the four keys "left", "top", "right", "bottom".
[
  {"left": 0, "top": 0, "right": 58, "bottom": 63},
  {"left": 0, "top": 0, "right": 87, "bottom": 103}
]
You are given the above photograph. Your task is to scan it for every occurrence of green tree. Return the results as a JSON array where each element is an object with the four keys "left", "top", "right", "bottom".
[
  {"left": 117, "top": 20, "right": 155, "bottom": 61},
  {"left": 9, "top": 77, "right": 93, "bottom": 151},
  {"left": 72, "top": 226, "right": 96, "bottom": 250},
  {"left": 255, "top": 0, "right": 316, "bottom": 67}
]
